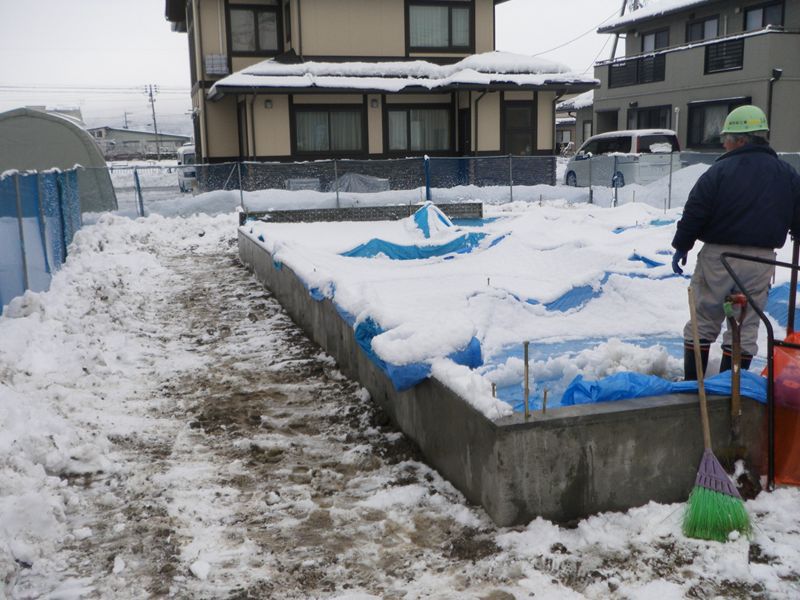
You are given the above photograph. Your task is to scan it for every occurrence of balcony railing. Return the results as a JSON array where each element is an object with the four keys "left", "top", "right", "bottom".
[
  {"left": 608, "top": 54, "right": 666, "bottom": 88},
  {"left": 705, "top": 38, "right": 745, "bottom": 73}
]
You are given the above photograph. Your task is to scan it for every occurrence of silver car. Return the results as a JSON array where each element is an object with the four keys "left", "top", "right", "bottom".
[{"left": 564, "top": 129, "right": 681, "bottom": 188}]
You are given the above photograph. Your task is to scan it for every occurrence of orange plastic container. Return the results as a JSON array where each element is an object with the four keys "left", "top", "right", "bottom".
[{"left": 764, "top": 332, "right": 800, "bottom": 485}]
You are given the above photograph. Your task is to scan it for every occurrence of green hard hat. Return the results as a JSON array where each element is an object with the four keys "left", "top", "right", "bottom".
[{"left": 721, "top": 105, "right": 769, "bottom": 134}]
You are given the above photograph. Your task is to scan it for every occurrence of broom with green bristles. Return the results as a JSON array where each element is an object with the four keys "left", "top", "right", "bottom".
[{"left": 683, "top": 286, "right": 751, "bottom": 542}]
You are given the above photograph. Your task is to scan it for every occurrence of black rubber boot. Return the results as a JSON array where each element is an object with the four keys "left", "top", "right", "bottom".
[
  {"left": 684, "top": 341, "right": 710, "bottom": 381},
  {"left": 720, "top": 347, "right": 753, "bottom": 372}
]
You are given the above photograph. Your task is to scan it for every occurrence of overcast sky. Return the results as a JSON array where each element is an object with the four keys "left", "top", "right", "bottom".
[{"left": 0, "top": 0, "right": 627, "bottom": 133}]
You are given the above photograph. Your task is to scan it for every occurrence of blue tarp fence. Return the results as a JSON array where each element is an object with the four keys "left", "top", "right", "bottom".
[{"left": 0, "top": 169, "right": 81, "bottom": 314}]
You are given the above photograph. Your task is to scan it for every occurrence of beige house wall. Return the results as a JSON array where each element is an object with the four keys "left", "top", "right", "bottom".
[
  {"left": 368, "top": 94, "right": 383, "bottom": 154},
  {"left": 474, "top": 91, "right": 500, "bottom": 152},
  {"left": 300, "top": 0, "right": 404, "bottom": 56},
  {"left": 475, "top": 0, "right": 495, "bottom": 53},
  {"left": 505, "top": 91, "right": 533, "bottom": 101},
  {"left": 253, "top": 95, "right": 291, "bottom": 157},
  {"left": 205, "top": 96, "right": 239, "bottom": 158},
  {"left": 537, "top": 91, "right": 555, "bottom": 151},
  {"left": 293, "top": 94, "right": 364, "bottom": 104}
]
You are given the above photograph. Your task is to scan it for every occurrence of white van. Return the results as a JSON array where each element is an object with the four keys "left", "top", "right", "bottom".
[
  {"left": 564, "top": 129, "right": 680, "bottom": 188},
  {"left": 177, "top": 143, "right": 196, "bottom": 193}
]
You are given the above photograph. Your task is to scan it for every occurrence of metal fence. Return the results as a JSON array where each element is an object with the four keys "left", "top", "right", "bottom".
[
  {"left": 91, "top": 151, "right": 800, "bottom": 218},
  {"left": 0, "top": 169, "right": 82, "bottom": 314}
]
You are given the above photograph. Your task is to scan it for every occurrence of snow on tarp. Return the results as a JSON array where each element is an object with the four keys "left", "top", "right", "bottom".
[
  {"left": 412, "top": 202, "right": 453, "bottom": 238},
  {"left": 561, "top": 370, "right": 768, "bottom": 406},
  {"left": 355, "top": 317, "right": 482, "bottom": 392},
  {"left": 767, "top": 282, "right": 800, "bottom": 330}
]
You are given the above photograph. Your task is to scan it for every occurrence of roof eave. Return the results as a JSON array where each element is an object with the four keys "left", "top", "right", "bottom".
[
  {"left": 208, "top": 80, "right": 598, "bottom": 100},
  {"left": 597, "top": 0, "right": 716, "bottom": 34}
]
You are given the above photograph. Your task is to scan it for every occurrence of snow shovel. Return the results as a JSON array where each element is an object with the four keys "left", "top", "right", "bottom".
[{"left": 721, "top": 294, "right": 748, "bottom": 463}]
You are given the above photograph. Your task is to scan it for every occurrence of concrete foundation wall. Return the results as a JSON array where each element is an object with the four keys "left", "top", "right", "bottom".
[{"left": 239, "top": 231, "right": 766, "bottom": 526}]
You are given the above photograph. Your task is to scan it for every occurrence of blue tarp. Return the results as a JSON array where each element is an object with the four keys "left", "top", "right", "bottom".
[
  {"left": 766, "top": 282, "right": 800, "bottom": 329},
  {"left": 413, "top": 202, "right": 452, "bottom": 238},
  {"left": 341, "top": 232, "right": 488, "bottom": 260},
  {"left": 561, "top": 370, "right": 768, "bottom": 406},
  {"left": 354, "top": 317, "right": 482, "bottom": 391}
]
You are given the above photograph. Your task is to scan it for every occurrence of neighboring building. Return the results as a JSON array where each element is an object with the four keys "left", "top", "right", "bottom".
[
  {"left": 594, "top": 0, "right": 800, "bottom": 152},
  {"left": 556, "top": 90, "right": 594, "bottom": 149},
  {"left": 87, "top": 126, "right": 191, "bottom": 160},
  {"left": 164, "top": 0, "right": 597, "bottom": 164}
]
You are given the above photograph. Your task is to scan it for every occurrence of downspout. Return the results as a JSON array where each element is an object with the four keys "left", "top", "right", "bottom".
[
  {"left": 195, "top": 0, "right": 209, "bottom": 162},
  {"left": 553, "top": 91, "right": 565, "bottom": 154},
  {"left": 473, "top": 90, "right": 488, "bottom": 156},
  {"left": 249, "top": 92, "right": 257, "bottom": 159},
  {"left": 297, "top": 0, "right": 303, "bottom": 59}
]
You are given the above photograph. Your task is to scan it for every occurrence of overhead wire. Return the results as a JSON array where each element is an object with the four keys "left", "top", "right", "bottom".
[{"left": 528, "top": 6, "right": 623, "bottom": 58}]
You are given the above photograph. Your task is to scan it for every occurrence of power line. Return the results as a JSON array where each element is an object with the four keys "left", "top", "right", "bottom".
[
  {"left": 583, "top": 36, "right": 614, "bottom": 74},
  {"left": 529, "top": 7, "right": 623, "bottom": 58},
  {"left": 0, "top": 84, "right": 188, "bottom": 95}
]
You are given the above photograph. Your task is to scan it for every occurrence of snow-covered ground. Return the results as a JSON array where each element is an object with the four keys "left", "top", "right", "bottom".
[{"left": 3, "top": 173, "right": 800, "bottom": 598}]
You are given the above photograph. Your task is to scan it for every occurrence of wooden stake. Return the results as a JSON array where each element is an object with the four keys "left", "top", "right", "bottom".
[{"left": 523, "top": 341, "right": 530, "bottom": 421}]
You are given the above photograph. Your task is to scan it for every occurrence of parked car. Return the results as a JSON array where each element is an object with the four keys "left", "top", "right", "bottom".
[
  {"left": 564, "top": 129, "right": 680, "bottom": 187},
  {"left": 177, "top": 143, "right": 196, "bottom": 192}
]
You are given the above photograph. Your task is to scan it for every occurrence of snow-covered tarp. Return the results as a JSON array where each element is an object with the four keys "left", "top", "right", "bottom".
[
  {"left": 210, "top": 51, "right": 598, "bottom": 97},
  {"left": 243, "top": 195, "right": 797, "bottom": 419}
]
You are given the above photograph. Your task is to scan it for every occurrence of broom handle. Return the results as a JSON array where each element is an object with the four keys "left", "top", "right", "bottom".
[{"left": 688, "top": 287, "right": 713, "bottom": 450}]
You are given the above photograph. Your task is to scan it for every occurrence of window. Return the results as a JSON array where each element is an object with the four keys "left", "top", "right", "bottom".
[
  {"left": 627, "top": 105, "right": 671, "bottom": 130},
  {"left": 636, "top": 134, "right": 680, "bottom": 153},
  {"left": 608, "top": 54, "right": 666, "bottom": 88},
  {"left": 705, "top": 38, "right": 744, "bottom": 73},
  {"left": 687, "top": 98, "right": 751, "bottom": 148},
  {"left": 642, "top": 28, "right": 669, "bottom": 52},
  {"left": 294, "top": 107, "right": 364, "bottom": 154},
  {"left": 582, "top": 120, "right": 593, "bottom": 142},
  {"left": 687, "top": 16, "right": 718, "bottom": 42},
  {"left": 387, "top": 107, "right": 451, "bottom": 152},
  {"left": 230, "top": 3, "right": 280, "bottom": 55},
  {"left": 745, "top": 2, "right": 783, "bottom": 30},
  {"left": 408, "top": 1, "right": 471, "bottom": 51},
  {"left": 582, "top": 136, "right": 632, "bottom": 155},
  {"left": 504, "top": 102, "right": 535, "bottom": 155}
]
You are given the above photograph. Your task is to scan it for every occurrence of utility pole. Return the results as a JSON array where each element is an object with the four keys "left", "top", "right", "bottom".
[{"left": 144, "top": 84, "right": 161, "bottom": 160}]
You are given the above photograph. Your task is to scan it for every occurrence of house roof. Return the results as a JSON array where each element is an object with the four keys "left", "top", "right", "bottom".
[
  {"left": 88, "top": 126, "right": 189, "bottom": 140},
  {"left": 556, "top": 90, "right": 593, "bottom": 112},
  {"left": 598, "top": 0, "right": 715, "bottom": 34},
  {"left": 208, "top": 52, "right": 599, "bottom": 99}
]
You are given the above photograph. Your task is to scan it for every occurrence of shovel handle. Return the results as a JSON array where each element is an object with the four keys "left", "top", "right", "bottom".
[{"left": 689, "top": 287, "right": 713, "bottom": 450}]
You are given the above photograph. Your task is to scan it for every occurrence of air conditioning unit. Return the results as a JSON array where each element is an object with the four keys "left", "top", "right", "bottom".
[{"left": 204, "top": 54, "right": 229, "bottom": 76}]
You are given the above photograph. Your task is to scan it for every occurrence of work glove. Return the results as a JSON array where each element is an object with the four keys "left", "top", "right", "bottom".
[{"left": 672, "top": 249, "right": 688, "bottom": 275}]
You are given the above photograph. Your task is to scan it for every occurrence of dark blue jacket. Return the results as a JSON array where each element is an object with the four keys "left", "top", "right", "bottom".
[{"left": 672, "top": 143, "right": 800, "bottom": 252}]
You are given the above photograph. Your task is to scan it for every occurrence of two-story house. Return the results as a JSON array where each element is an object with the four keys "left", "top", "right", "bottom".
[
  {"left": 590, "top": 0, "right": 800, "bottom": 153},
  {"left": 164, "top": 0, "right": 597, "bottom": 164}
]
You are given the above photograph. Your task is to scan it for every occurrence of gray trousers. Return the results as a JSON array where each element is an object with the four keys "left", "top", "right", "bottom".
[{"left": 683, "top": 243, "right": 776, "bottom": 357}]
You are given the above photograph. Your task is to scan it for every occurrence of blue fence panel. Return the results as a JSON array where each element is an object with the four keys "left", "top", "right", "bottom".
[
  {"left": 17, "top": 174, "right": 50, "bottom": 293},
  {"left": 0, "top": 175, "right": 26, "bottom": 311},
  {"left": 58, "top": 170, "right": 82, "bottom": 247},
  {"left": 40, "top": 171, "right": 66, "bottom": 268}
]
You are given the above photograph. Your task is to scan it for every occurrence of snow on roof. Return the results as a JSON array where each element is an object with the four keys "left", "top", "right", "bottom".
[
  {"left": 599, "top": 0, "right": 713, "bottom": 32},
  {"left": 209, "top": 52, "right": 598, "bottom": 97},
  {"left": 557, "top": 90, "right": 593, "bottom": 112}
]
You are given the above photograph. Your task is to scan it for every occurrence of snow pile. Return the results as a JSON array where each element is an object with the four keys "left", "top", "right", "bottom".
[
  {"left": 0, "top": 213, "right": 225, "bottom": 589},
  {"left": 556, "top": 89, "right": 594, "bottom": 112}
]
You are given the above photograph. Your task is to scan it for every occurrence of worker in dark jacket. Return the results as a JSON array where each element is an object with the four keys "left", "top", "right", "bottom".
[{"left": 672, "top": 105, "right": 800, "bottom": 380}]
